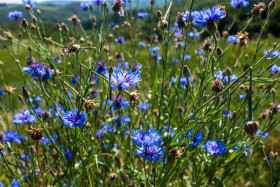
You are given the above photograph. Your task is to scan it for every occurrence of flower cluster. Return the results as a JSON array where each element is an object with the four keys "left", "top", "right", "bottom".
[{"left": 23, "top": 63, "right": 52, "bottom": 81}]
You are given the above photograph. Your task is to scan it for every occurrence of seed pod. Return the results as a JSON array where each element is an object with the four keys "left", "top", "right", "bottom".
[
  {"left": 183, "top": 65, "right": 191, "bottom": 77},
  {"left": 156, "top": 10, "right": 162, "bottom": 18},
  {"left": 244, "top": 121, "right": 259, "bottom": 138},
  {"left": 169, "top": 148, "right": 181, "bottom": 159},
  {"left": 222, "top": 67, "right": 232, "bottom": 77},
  {"left": 30, "top": 128, "right": 43, "bottom": 141},
  {"left": 212, "top": 80, "right": 224, "bottom": 93}
]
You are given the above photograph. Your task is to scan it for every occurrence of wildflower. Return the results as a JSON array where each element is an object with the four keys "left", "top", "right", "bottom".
[
  {"left": 109, "top": 173, "right": 117, "bottom": 184},
  {"left": 115, "top": 51, "right": 124, "bottom": 61},
  {"left": 240, "top": 94, "right": 246, "bottom": 99},
  {"left": 111, "top": 96, "right": 129, "bottom": 111},
  {"left": 169, "top": 148, "right": 182, "bottom": 159},
  {"left": 139, "top": 103, "right": 150, "bottom": 112},
  {"left": 244, "top": 121, "right": 259, "bottom": 138},
  {"left": 70, "top": 74, "right": 80, "bottom": 84},
  {"left": 112, "top": 0, "right": 125, "bottom": 16},
  {"left": 252, "top": 2, "right": 266, "bottom": 17},
  {"left": 23, "top": 0, "right": 36, "bottom": 8},
  {"left": 20, "top": 154, "right": 30, "bottom": 161},
  {"left": 64, "top": 150, "right": 73, "bottom": 161},
  {"left": 232, "top": 142, "right": 252, "bottom": 153},
  {"left": 62, "top": 109, "right": 87, "bottom": 128},
  {"left": 8, "top": 11, "right": 23, "bottom": 20},
  {"left": 5, "top": 86, "right": 16, "bottom": 94},
  {"left": 118, "top": 61, "right": 130, "bottom": 68},
  {"left": 230, "top": 0, "right": 249, "bottom": 8},
  {"left": 129, "top": 90, "right": 140, "bottom": 104},
  {"left": 0, "top": 90, "right": 4, "bottom": 96},
  {"left": 176, "top": 12, "right": 186, "bottom": 29},
  {"left": 68, "top": 14, "right": 80, "bottom": 24},
  {"left": 13, "top": 110, "right": 36, "bottom": 125},
  {"left": 255, "top": 130, "right": 269, "bottom": 139},
  {"left": 215, "top": 71, "right": 238, "bottom": 84},
  {"left": 195, "top": 50, "right": 205, "bottom": 56},
  {"left": 188, "top": 130, "right": 204, "bottom": 147},
  {"left": 11, "top": 179, "right": 21, "bottom": 187},
  {"left": 269, "top": 0, "right": 276, "bottom": 10},
  {"left": 204, "top": 140, "right": 226, "bottom": 155},
  {"left": 95, "top": 61, "right": 107, "bottom": 74},
  {"left": 113, "top": 115, "right": 130, "bottom": 127},
  {"left": 115, "top": 36, "right": 125, "bottom": 43},
  {"left": 187, "top": 32, "right": 200, "bottom": 38},
  {"left": 80, "top": 2, "right": 91, "bottom": 11},
  {"left": 105, "top": 67, "right": 141, "bottom": 91},
  {"left": 264, "top": 49, "right": 280, "bottom": 58},
  {"left": 227, "top": 35, "right": 239, "bottom": 44},
  {"left": 237, "top": 32, "right": 249, "bottom": 46},
  {"left": 139, "top": 41, "right": 146, "bottom": 47},
  {"left": 137, "top": 12, "right": 148, "bottom": 18},
  {"left": 41, "top": 135, "right": 56, "bottom": 145},
  {"left": 93, "top": 0, "right": 104, "bottom": 5},
  {"left": 149, "top": 46, "right": 160, "bottom": 53},
  {"left": 23, "top": 63, "right": 46, "bottom": 79},
  {"left": 193, "top": 6, "right": 226, "bottom": 34},
  {"left": 223, "top": 109, "right": 232, "bottom": 117},
  {"left": 3, "top": 131, "right": 19, "bottom": 142},
  {"left": 183, "top": 10, "right": 196, "bottom": 21}
]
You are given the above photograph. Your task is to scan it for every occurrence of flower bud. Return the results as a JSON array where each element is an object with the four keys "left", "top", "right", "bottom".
[
  {"left": 244, "top": 121, "right": 259, "bottom": 138},
  {"left": 156, "top": 10, "right": 162, "bottom": 18},
  {"left": 22, "top": 18, "right": 28, "bottom": 28},
  {"left": 206, "top": 21, "right": 217, "bottom": 35},
  {"left": 222, "top": 67, "right": 232, "bottom": 77},
  {"left": 269, "top": 0, "right": 276, "bottom": 10},
  {"left": 22, "top": 86, "right": 30, "bottom": 100},
  {"left": 183, "top": 65, "right": 191, "bottom": 77},
  {"left": 36, "top": 9, "right": 41, "bottom": 15},
  {"left": 216, "top": 47, "right": 223, "bottom": 56},
  {"left": 212, "top": 80, "right": 224, "bottom": 93}
]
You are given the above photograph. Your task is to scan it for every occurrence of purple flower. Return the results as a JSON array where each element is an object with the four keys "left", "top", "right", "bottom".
[
  {"left": 215, "top": 71, "right": 238, "bottom": 84},
  {"left": 118, "top": 61, "right": 130, "bottom": 68},
  {"left": 139, "top": 103, "right": 149, "bottom": 111},
  {"left": 62, "top": 109, "right": 87, "bottom": 128},
  {"left": 80, "top": 2, "right": 92, "bottom": 11},
  {"left": 113, "top": 115, "right": 130, "bottom": 127},
  {"left": 111, "top": 96, "right": 129, "bottom": 111},
  {"left": 115, "top": 36, "right": 125, "bottom": 43},
  {"left": 105, "top": 67, "right": 141, "bottom": 90},
  {"left": 232, "top": 142, "right": 252, "bottom": 153},
  {"left": 22, "top": 0, "right": 37, "bottom": 8},
  {"left": 93, "top": 0, "right": 104, "bottom": 5},
  {"left": 255, "top": 130, "right": 269, "bottom": 139},
  {"left": 264, "top": 49, "right": 280, "bottom": 58},
  {"left": 193, "top": 6, "right": 226, "bottom": 26},
  {"left": 223, "top": 108, "right": 232, "bottom": 117},
  {"left": 41, "top": 135, "right": 56, "bottom": 145},
  {"left": 11, "top": 179, "right": 21, "bottom": 187},
  {"left": 136, "top": 144, "right": 164, "bottom": 162},
  {"left": 227, "top": 35, "right": 239, "bottom": 44},
  {"left": 230, "top": 0, "right": 249, "bottom": 8},
  {"left": 139, "top": 41, "right": 146, "bottom": 47},
  {"left": 188, "top": 130, "right": 204, "bottom": 147},
  {"left": 8, "top": 11, "right": 23, "bottom": 20},
  {"left": 13, "top": 110, "right": 36, "bottom": 125},
  {"left": 270, "top": 64, "right": 280, "bottom": 72},
  {"left": 195, "top": 50, "right": 205, "bottom": 56},
  {"left": 95, "top": 61, "right": 107, "bottom": 74},
  {"left": 23, "top": 63, "right": 46, "bottom": 79},
  {"left": 204, "top": 140, "right": 226, "bottom": 155},
  {"left": 70, "top": 74, "right": 80, "bottom": 84}
]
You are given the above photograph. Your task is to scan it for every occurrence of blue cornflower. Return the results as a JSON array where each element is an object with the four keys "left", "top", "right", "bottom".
[
  {"left": 176, "top": 41, "right": 185, "bottom": 47},
  {"left": 131, "top": 128, "right": 162, "bottom": 147},
  {"left": 137, "top": 12, "right": 148, "bottom": 18},
  {"left": 264, "top": 49, "right": 280, "bottom": 58},
  {"left": 95, "top": 61, "right": 107, "bottom": 74},
  {"left": 230, "top": 0, "right": 249, "bottom": 8},
  {"left": 20, "top": 154, "right": 30, "bottom": 161},
  {"left": 115, "top": 36, "right": 125, "bottom": 43},
  {"left": 193, "top": 6, "right": 226, "bottom": 26},
  {"left": 136, "top": 144, "right": 164, "bottom": 162},
  {"left": 13, "top": 110, "right": 36, "bottom": 125},
  {"left": 70, "top": 74, "right": 80, "bottom": 84},
  {"left": 183, "top": 10, "right": 197, "bottom": 21},
  {"left": 118, "top": 61, "right": 130, "bottom": 68},
  {"left": 113, "top": 115, "right": 130, "bottom": 127},
  {"left": 64, "top": 150, "right": 73, "bottom": 161},
  {"left": 34, "top": 96, "right": 42, "bottom": 103},
  {"left": 80, "top": 2, "right": 92, "bottom": 11},
  {"left": 26, "top": 54, "right": 36, "bottom": 65},
  {"left": 270, "top": 64, "right": 280, "bottom": 72},
  {"left": 255, "top": 130, "right": 269, "bottom": 139},
  {"left": 266, "top": 154, "right": 272, "bottom": 164},
  {"left": 132, "top": 63, "right": 142, "bottom": 73},
  {"left": 42, "top": 65, "right": 52, "bottom": 81},
  {"left": 53, "top": 54, "right": 62, "bottom": 63},
  {"left": 34, "top": 106, "right": 43, "bottom": 117},
  {"left": 223, "top": 108, "right": 232, "bottom": 117},
  {"left": 49, "top": 103, "right": 65, "bottom": 118},
  {"left": 8, "top": 11, "right": 23, "bottom": 20},
  {"left": 215, "top": 71, "right": 238, "bottom": 84},
  {"left": 188, "top": 129, "right": 204, "bottom": 147},
  {"left": 22, "top": 0, "right": 36, "bottom": 8},
  {"left": 62, "top": 109, "right": 87, "bottom": 128},
  {"left": 102, "top": 124, "right": 115, "bottom": 133},
  {"left": 0, "top": 181, "right": 2, "bottom": 187},
  {"left": 227, "top": 35, "right": 239, "bottom": 44},
  {"left": 239, "top": 94, "right": 246, "bottom": 99},
  {"left": 3, "top": 131, "right": 18, "bottom": 142},
  {"left": 0, "top": 90, "right": 5, "bottom": 96},
  {"left": 11, "top": 179, "right": 21, "bottom": 187},
  {"left": 182, "top": 54, "right": 192, "bottom": 60},
  {"left": 111, "top": 96, "right": 129, "bottom": 111},
  {"left": 92, "top": 0, "right": 104, "bottom": 5},
  {"left": 41, "top": 135, "right": 56, "bottom": 145},
  {"left": 232, "top": 142, "right": 252, "bottom": 153},
  {"left": 139, "top": 41, "right": 146, "bottom": 47},
  {"left": 195, "top": 50, "right": 205, "bottom": 56},
  {"left": 187, "top": 32, "right": 200, "bottom": 38},
  {"left": 23, "top": 63, "right": 46, "bottom": 79},
  {"left": 139, "top": 103, "right": 149, "bottom": 111},
  {"left": 172, "top": 76, "right": 192, "bottom": 89},
  {"left": 105, "top": 67, "right": 141, "bottom": 90},
  {"left": 149, "top": 46, "right": 160, "bottom": 53},
  {"left": 204, "top": 140, "right": 227, "bottom": 156}
]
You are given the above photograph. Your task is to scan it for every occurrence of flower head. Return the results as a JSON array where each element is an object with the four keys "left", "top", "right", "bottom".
[
  {"left": 230, "top": 0, "right": 249, "bottom": 8},
  {"left": 227, "top": 35, "right": 239, "bottom": 44},
  {"left": 95, "top": 61, "right": 107, "bottom": 74},
  {"left": 113, "top": 115, "right": 130, "bottom": 127},
  {"left": 23, "top": 63, "right": 49, "bottom": 80},
  {"left": 62, "top": 109, "right": 87, "bottom": 128},
  {"left": 23, "top": 0, "right": 37, "bottom": 8},
  {"left": 112, "top": 0, "right": 125, "bottom": 16},
  {"left": 137, "top": 12, "right": 148, "bottom": 18},
  {"left": 13, "top": 110, "right": 36, "bottom": 125},
  {"left": 80, "top": 2, "right": 92, "bottom": 11},
  {"left": 193, "top": 6, "right": 226, "bottom": 26},
  {"left": 115, "top": 36, "right": 125, "bottom": 43},
  {"left": 204, "top": 140, "right": 227, "bottom": 155},
  {"left": 139, "top": 103, "right": 150, "bottom": 111},
  {"left": 11, "top": 179, "right": 21, "bottom": 187},
  {"left": 188, "top": 130, "right": 204, "bottom": 147},
  {"left": 8, "top": 11, "right": 23, "bottom": 20}
]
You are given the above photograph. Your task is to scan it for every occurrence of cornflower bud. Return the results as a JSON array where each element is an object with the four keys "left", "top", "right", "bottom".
[
  {"left": 22, "top": 86, "right": 30, "bottom": 100},
  {"left": 22, "top": 18, "right": 28, "bottom": 28},
  {"left": 212, "top": 80, "right": 224, "bottom": 93},
  {"left": 244, "top": 121, "right": 259, "bottom": 138},
  {"left": 222, "top": 67, "right": 232, "bottom": 77},
  {"left": 183, "top": 65, "right": 191, "bottom": 77},
  {"left": 30, "top": 128, "right": 43, "bottom": 141},
  {"left": 156, "top": 10, "right": 162, "bottom": 18},
  {"left": 269, "top": 0, "right": 276, "bottom": 10}
]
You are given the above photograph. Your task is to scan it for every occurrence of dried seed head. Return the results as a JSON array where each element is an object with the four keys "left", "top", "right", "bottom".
[
  {"left": 203, "top": 38, "right": 212, "bottom": 52},
  {"left": 232, "top": 111, "right": 237, "bottom": 119},
  {"left": 245, "top": 86, "right": 254, "bottom": 96},
  {"left": 84, "top": 99, "right": 96, "bottom": 113},
  {"left": 237, "top": 32, "right": 249, "bottom": 46},
  {"left": 259, "top": 112, "right": 268, "bottom": 121},
  {"left": 222, "top": 31, "right": 229, "bottom": 37},
  {"left": 0, "top": 143, "right": 4, "bottom": 151},
  {"left": 153, "top": 109, "right": 158, "bottom": 116},
  {"left": 103, "top": 45, "right": 109, "bottom": 52},
  {"left": 158, "top": 20, "right": 168, "bottom": 30},
  {"left": 252, "top": 2, "right": 267, "bottom": 16},
  {"left": 5, "top": 32, "right": 13, "bottom": 41},
  {"left": 0, "top": 132, "right": 4, "bottom": 142},
  {"left": 212, "top": 80, "right": 224, "bottom": 93},
  {"left": 216, "top": 47, "right": 223, "bottom": 56},
  {"left": 183, "top": 65, "right": 191, "bottom": 77},
  {"left": 177, "top": 106, "right": 183, "bottom": 113},
  {"left": 30, "top": 128, "right": 43, "bottom": 141},
  {"left": 36, "top": 9, "right": 41, "bottom": 15},
  {"left": 244, "top": 121, "right": 259, "bottom": 138},
  {"left": 270, "top": 88, "right": 276, "bottom": 94},
  {"left": 258, "top": 83, "right": 265, "bottom": 89},
  {"left": 5, "top": 86, "right": 16, "bottom": 94},
  {"left": 129, "top": 90, "right": 140, "bottom": 104},
  {"left": 140, "top": 181, "right": 146, "bottom": 187},
  {"left": 42, "top": 110, "right": 52, "bottom": 120},
  {"left": 68, "top": 14, "right": 80, "bottom": 24},
  {"left": 169, "top": 148, "right": 181, "bottom": 159},
  {"left": 222, "top": 67, "right": 232, "bottom": 77},
  {"left": 109, "top": 173, "right": 117, "bottom": 184}
]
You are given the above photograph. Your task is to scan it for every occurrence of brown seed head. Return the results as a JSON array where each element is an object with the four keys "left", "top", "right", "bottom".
[{"left": 30, "top": 128, "right": 43, "bottom": 141}]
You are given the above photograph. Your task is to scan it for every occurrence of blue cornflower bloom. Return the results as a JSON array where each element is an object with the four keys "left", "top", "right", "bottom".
[
  {"left": 188, "top": 129, "right": 204, "bottom": 147},
  {"left": 255, "top": 130, "right": 269, "bottom": 139},
  {"left": 20, "top": 154, "right": 30, "bottom": 161},
  {"left": 34, "top": 96, "right": 42, "bottom": 103},
  {"left": 11, "top": 179, "right": 21, "bottom": 187},
  {"left": 195, "top": 50, "right": 205, "bottom": 56},
  {"left": 172, "top": 76, "right": 192, "bottom": 89},
  {"left": 183, "top": 10, "right": 197, "bottom": 21},
  {"left": 227, "top": 35, "right": 240, "bottom": 44},
  {"left": 0, "top": 90, "right": 5, "bottom": 96},
  {"left": 64, "top": 150, "right": 73, "bottom": 161},
  {"left": 132, "top": 63, "right": 142, "bottom": 73},
  {"left": 13, "top": 110, "right": 36, "bottom": 125},
  {"left": 204, "top": 140, "right": 227, "bottom": 155},
  {"left": 136, "top": 144, "right": 164, "bottom": 162},
  {"left": 232, "top": 142, "right": 252, "bottom": 153},
  {"left": 182, "top": 54, "right": 192, "bottom": 60},
  {"left": 215, "top": 71, "right": 238, "bottom": 84},
  {"left": 149, "top": 46, "right": 160, "bottom": 53},
  {"left": 3, "top": 131, "right": 18, "bottom": 142},
  {"left": 139, "top": 41, "right": 146, "bottom": 47},
  {"left": 22, "top": 0, "right": 36, "bottom": 8},
  {"left": 70, "top": 74, "right": 80, "bottom": 84},
  {"left": 23, "top": 63, "right": 46, "bottom": 79},
  {"left": 80, "top": 2, "right": 92, "bottom": 11},
  {"left": 42, "top": 65, "right": 52, "bottom": 81},
  {"left": 118, "top": 61, "right": 130, "bottom": 68},
  {"left": 102, "top": 124, "right": 115, "bottom": 133},
  {"left": 0, "top": 181, "right": 2, "bottom": 187},
  {"left": 270, "top": 64, "right": 280, "bottom": 72},
  {"left": 8, "top": 11, "right": 23, "bottom": 20},
  {"left": 131, "top": 128, "right": 162, "bottom": 147},
  {"left": 266, "top": 154, "right": 272, "bottom": 164},
  {"left": 137, "top": 12, "right": 148, "bottom": 18},
  {"left": 115, "top": 36, "right": 125, "bottom": 43},
  {"left": 41, "top": 135, "right": 56, "bottom": 145},
  {"left": 263, "top": 49, "right": 280, "bottom": 58},
  {"left": 49, "top": 103, "right": 65, "bottom": 118},
  {"left": 105, "top": 67, "right": 141, "bottom": 90},
  {"left": 53, "top": 54, "right": 62, "bottom": 63},
  {"left": 34, "top": 106, "right": 43, "bottom": 117},
  {"left": 62, "top": 109, "right": 87, "bottom": 128},
  {"left": 113, "top": 115, "right": 130, "bottom": 127},
  {"left": 95, "top": 61, "right": 107, "bottom": 74},
  {"left": 230, "top": 0, "right": 249, "bottom": 8},
  {"left": 240, "top": 94, "right": 246, "bottom": 99},
  {"left": 193, "top": 6, "right": 226, "bottom": 26},
  {"left": 139, "top": 103, "right": 150, "bottom": 111},
  {"left": 26, "top": 54, "right": 36, "bottom": 65},
  {"left": 111, "top": 96, "right": 129, "bottom": 111},
  {"left": 92, "top": 0, "right": 104, "bottom": 5},
  {"left": 223, "top": 108, "right": 232, "bottom": 117}
]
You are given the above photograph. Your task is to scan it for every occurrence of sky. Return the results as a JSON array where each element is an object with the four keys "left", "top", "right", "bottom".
[{"left": 0, "top": 0, "right": 83, "bottom": 3}]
